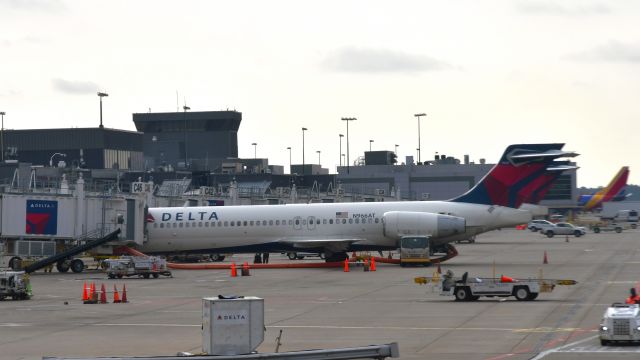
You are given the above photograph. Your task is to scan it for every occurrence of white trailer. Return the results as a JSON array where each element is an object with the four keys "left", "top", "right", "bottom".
[
  {"left": 103, "top": 256, "right": 171, "bottom": 279},
  {"left": 415, "top": 270, "right": 577, "bottom": 301}
]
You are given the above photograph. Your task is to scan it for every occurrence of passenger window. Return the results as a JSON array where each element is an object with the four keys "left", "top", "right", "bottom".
[
  {"left": 185, "top": 222, "right": 190, "bottom": 227},
  {"left": 205, "top": 222, "right": 209, "bottom": 227},
  {"left": 179, "top": 223, "right": 184, "bottom": 228},
  {"left": 323, "top": 219, "right": 327, "bottom": 225},
  {"left": 269, "top": 220, "right": 273, "bottom": 226},
  {"left": 153, "top": 223, "right": 157, "bottom": 228},
  {"left": 302, "top": 220, "right": 307, "bottom": 225},
  {"left": 243, "top": 221, "right": 247, "bottom": 226},
  {"left": 342, "top": 219, "right": 346, "bottom": 224},
  {"left": 231, "top": 221, "right": 235, "bottom": 226},
  {"left": 355, "top": 219, "right": 359, "bottom": 224},
  {"left": 282, "top": 219, "right": 286, "bottom": 224},
  {"left": 250, "top": 221, "right": 254, "bottom": 226},
  {"left": 159, "top": 223, "right": 164, "bottom": 228},
  {"left": 329, "top": 219, "right": 333, "bottom": 224},
  {"left": 317, "top": 219, "right": 320, "bottom": 225},
  {"left": 375, "top": 218, "right": 379, "bottom": 223},
  {"left": 368, "top": 218, "right": 372, "bottom": 224},
  {"left": 349, "top": 219, "right": 353, "bottom": 224},
  {"left": 276, "top": 220, "right": 280, "bottom": 225},
  {"left": 173, "top": 223, "right": 177, "bottom": 228},
  {"left": 198, "top": 222, "right": 203, "bottom": 227},
  {"left": 256, "top": 221, "right": 260, "bottom": 226},
  {"left": 224, "top": 221, "right": 228, "bottom": 226},
  {"left": 295, "top": 219, "right": 299, "bottom": 225},
  {"left": 288, "top": 220, "right": 293, "bottom": 225}
]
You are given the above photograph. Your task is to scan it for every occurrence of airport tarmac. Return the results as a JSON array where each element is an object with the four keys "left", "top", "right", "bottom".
[{"left": 1, "top": 228, "right": 640, "bottom": 360}]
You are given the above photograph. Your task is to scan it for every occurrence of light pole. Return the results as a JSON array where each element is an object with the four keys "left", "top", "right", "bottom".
[
  {"left": 183, "top": 105, "right": 190, "bottom": 168},
  {"left": 369, "top": 139, "right": 374, "bottom": 152},
  {"left": 395, "top": 144, "right": 399, "bottom": 155},
  {"left": 339, "top": 134, "right": 344, "bottom": 166},
  {"left": 97, "top": 92, "right": 108, "bottom": 128},
  {"left": 0, "top": 111, "right": 5, "bottom": 162},
  {"left": 416, "top": 148, "right": 420, "bottom": 163},
  {"left": 316, "top": 150, "right": 321, "bottom": 165},
  {"left": 252, "top": 142, "right": 257, "bottom": 159},
  {"left": 414, "top": 113, "right": 426, "bottom": 163},
  {"left": 341, "top": 117, "right": 356, "bottom": 173},
  {"left": 286, "top": 147, "right": 292, "bottom": 173},
  {"left": 301, "top": 127, "right": 307, "bottom": 175},
  {"left": 49, "top": 152, "right": 66, "bottom": 167}
]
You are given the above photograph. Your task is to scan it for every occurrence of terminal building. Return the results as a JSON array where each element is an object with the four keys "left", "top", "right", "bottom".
[{"left": 133, "top": 111, "right": 241, "bottom": 172}]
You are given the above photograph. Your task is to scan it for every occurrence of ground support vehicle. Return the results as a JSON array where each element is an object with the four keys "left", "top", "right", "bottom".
[
  {"left": 283, "top": 252, "right": 325, "bottom": 260},
  {"left": 592, "top": 222, "right": 626, "bottom": 234},
  {"left": 103, "top": 256, "right": 172, "bottom": 279},
  {"left": 599, "top": 303, "right": 640, "bottom": 345},
  {"left": 527, "top": 220, "right": 554, "bottom": 232},
  {"left": 400, "top": 236, "right": 431, "bottom": 266},
  {"left": 414, "top": 271, "right": 577, "bottom": 301},
  {"left": 0, "top": 271, "right": 32, "bottom": 300},
  {"left": 540, "top": 222, "right": 587, "bottom": 238}
]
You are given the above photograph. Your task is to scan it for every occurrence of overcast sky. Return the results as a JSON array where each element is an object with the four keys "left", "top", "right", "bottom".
[{"left": 1, "top": 0, "right": 639, "bottom": 188}]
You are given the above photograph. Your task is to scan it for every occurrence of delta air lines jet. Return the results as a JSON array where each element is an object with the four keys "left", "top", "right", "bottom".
[{"left": 141, "top": 143, "right": 577, "bottom": 262}]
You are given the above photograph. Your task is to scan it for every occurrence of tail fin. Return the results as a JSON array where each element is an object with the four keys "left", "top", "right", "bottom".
[
  {"left": 583, "top": 166, "right": 629, "bottom": 210},
  {"left": 450, "top": 144, "right": 578, "bottom": 208}
]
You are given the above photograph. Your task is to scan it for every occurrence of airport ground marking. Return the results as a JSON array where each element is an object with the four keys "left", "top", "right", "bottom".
[{"left": 529, "top": 335, "right": 598, "bottom": 360}]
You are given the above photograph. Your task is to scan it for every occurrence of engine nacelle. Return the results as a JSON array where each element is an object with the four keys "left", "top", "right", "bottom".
[{"left": 383, "top": 211, "right": 466, "bottom": 239}]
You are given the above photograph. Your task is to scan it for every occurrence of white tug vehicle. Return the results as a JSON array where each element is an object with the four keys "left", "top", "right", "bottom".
[{"left": 600, "top": 303, "right": 640, "bottom": 345}]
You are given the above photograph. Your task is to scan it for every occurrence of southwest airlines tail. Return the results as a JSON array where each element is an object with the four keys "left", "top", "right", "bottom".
[
  {"left": 578, "top": 166, "right": 630, "bottom": 211},
  {"left": 450, "top": 144, "right": 578, "bottom": 208}
]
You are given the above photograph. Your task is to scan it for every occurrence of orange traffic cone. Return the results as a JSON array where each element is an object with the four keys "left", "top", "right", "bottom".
[
  {"left": 121, "top": 284, "right": 128, "bottom": 303},
  {"left": 90, "top": 282, "right": 96, "bottom": 300},
  {"left": 82, "top": 281, "right": 88, "bottom": 301},
  {"left": 436, "top": 261, "right": 442, "bottom": 274},
  {"left": 543, "top": 251, "right": 549, "bottom": 264},
  {"left": 343, "top": 258, "right": 349, "bottom": 272},
  {"left": 231, "top": 263, "right": 237, "bottom": 277},
  {"left": 370, "top": 257, "right": 376, "bottom": 272},
  {"left": 99, "top": 284, "right": 108, "bottom": 304},
  {"left": 113, "top": 285, "right": 121, "bottom": 303}
]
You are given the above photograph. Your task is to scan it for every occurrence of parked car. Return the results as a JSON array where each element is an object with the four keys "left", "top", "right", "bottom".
[
  {"left": 527, "top": 220, "right": 554, "bottom": 232},
  {"left": 283, "top": 252, "right": 325, "bottom": 260},
  {"left": 540, "top": 222, "right": 587, "bottom": 238}
]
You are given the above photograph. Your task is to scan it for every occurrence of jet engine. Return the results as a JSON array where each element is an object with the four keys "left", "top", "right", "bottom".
[{"left": 382, "top": 211, "right": 466, "bottom": 239}]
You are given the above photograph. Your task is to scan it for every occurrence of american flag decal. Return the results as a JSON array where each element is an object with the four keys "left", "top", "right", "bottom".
[{"left": 335, "top": 211, "right": 349, "bottom": 219}]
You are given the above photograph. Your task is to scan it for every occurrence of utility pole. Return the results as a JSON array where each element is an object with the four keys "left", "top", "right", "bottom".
[{"left": 341, "top": 117, "right": 356, "bottom": 174}]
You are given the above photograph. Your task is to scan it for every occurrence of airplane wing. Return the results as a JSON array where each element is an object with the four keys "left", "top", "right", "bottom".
[{"left": 277, "top": 237, "right": 367, "bottom": 252}]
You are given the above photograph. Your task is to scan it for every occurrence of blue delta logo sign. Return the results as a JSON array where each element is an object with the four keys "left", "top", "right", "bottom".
[{"left": 26, "top": 200, "right": 58, "bottom": 235}]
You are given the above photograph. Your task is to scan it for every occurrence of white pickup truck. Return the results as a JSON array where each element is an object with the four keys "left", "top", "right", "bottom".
[{"left": 539, "top": 222, "right": 587, "bottom": 238}]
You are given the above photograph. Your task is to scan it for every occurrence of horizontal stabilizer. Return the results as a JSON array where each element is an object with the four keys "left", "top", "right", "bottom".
[
  {"left": 510, "top": 149, "right": 578, "bottom": 160},
  {"left": 546, "top": 164, "right": 579, "bottom": 172}
]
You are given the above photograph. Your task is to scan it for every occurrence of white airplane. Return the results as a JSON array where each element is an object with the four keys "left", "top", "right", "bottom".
[{"left": 141, "top": 143, "right": 577, "bottom": 262}]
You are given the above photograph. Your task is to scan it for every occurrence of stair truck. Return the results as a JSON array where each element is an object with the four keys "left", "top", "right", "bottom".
[
  {"left": 599, "top": 303, "right": 640, "bottom": 345},
  {"left": 415, "top": 270, "right": 577, "bottom": 301}
]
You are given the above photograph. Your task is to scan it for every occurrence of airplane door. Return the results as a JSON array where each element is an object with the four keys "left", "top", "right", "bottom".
[
  {"left": 307, "top": 216, "right": 316, "bottom": 231},
  {"left": 293, "top": 216, "right": 303, "bottom": 230}
]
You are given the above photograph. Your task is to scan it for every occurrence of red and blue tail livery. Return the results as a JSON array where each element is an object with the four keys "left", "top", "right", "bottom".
[
  {"left": 578, "top": 166, "right": 630, "bottom": 211},
  {"left": 450, "top": 144, "right": 578, "bottom": 208}
]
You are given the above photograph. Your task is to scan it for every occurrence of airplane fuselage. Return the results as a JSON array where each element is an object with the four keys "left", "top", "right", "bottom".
[{"left": 142, "top": 201, "right": 531, "bottom": 255}]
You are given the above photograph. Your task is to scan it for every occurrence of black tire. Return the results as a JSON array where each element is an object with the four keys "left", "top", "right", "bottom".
[
  {"left": 152, "top": 273, "right": 160, "bottom": 279},
  {"left": 8, "top": 257, "right": 22, "bottom": 271},
  {"left": 594, "top": 227, "right": 601, "bottom": 233},
  {"left": 527, "top": 293, "right": 539, "bottom": 300},
  {"left": 632, "top": 223, "right": 637, "bottom": 229},
  {"left": 108, "top": 273, "right": 116, "bottom": 279},
  {"left": 296, "top": 256, "right": 305, "bottom": 260},
  {"left": 600, "top": 339, "right": 609, "bottom": 346},
  {"left": 117, "top": 274, "right": 123, "bottom": 279},
  {"left": 514, "top": 286, "right": 531, "bottom": 301},
  {"left": 615, "top": 227, "right": 622, "bottom": 233},
  {"left": 287, "top": 253, "right": 298, "bottom": 260},
  {"left": 454, "top": 287, "right": 471, "bottom": 301},
  {"left": 530, "top": 227, "right": 538, "bottom": 232},
  {"left": 546, "top": 231, "right": 554, "bottom": 238},
  {"left": 143, "top": 273, "right": 150, "bottom": 279},
  {"left": 574, "top": 230, "right": 581, "bottom": 237},
  {"left": 56, "top": 261, "right": 70, "bottom": 273},
  {"left": 470, "top": 295, "right": 480, "bottom": 301},
  {"left": 70, "top": 259, "right": 84, "bottom": 273}
]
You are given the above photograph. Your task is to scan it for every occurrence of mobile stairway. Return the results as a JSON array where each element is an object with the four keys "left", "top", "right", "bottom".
[{"left": 23, "top": 229, "right": 121, "bottom": 274}]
